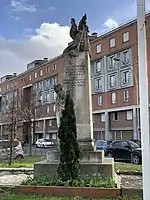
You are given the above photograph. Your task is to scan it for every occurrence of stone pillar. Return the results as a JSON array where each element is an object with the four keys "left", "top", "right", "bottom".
[
  {"left": 63, "top": 51, "right": 94, "bottom": 150},
  {"left": 0, "top": 124, "right": 2, "bottom": 139},
  {"left": 105, "top": 111, "right": 109, "bottom": 140},
  {"left": 133, "top": 107, "right": 137, "bottom": 139},
  {"left": 31, "top": 126, "right": 34, "bottom": 144},
  {"left": 43, "top": 119, "right": 46, "bottom": 138}
]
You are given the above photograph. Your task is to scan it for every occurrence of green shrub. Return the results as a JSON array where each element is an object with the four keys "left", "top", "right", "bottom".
[
  {"left": 22, "top": 175, "right": 116, "bottom": 188},
  {"left": 57, "top": 92, "right": 80, "bottom": 181}
]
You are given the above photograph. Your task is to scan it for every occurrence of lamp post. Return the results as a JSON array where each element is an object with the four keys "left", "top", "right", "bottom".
[
  {"left": 114, "top": 57, "right": 140, "bottom": 140},
  {"left": 137, "top": 0, "right": 150, "bottom": 199}
]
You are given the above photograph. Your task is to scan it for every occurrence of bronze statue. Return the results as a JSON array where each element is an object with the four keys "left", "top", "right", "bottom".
[
  {"left": 70, "top": 18, "right": 79, "bottom": 40},
  {"left": 65, "top": 13, "right": 90, "bottom": 53},
  {"left": 78, "top": 13, "right": 89, "bottom": 33},
  {"left": 54, "top": 84, "right": 66, "bottom": 128}
]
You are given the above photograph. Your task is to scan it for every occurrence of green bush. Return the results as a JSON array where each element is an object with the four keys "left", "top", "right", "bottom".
[
  {"left": 57, "top": 92, "right": 80, "bottom": 181},
  {"left": 22, "top": 175, "right": 116, "bottom": 188}
]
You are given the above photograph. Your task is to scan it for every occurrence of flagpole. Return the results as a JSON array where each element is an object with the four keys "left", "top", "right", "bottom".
[{"left": 137, "top": 0, "right": 150, "bottom": 199}]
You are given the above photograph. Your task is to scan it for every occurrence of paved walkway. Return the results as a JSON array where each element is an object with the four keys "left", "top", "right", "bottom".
[
  {"left": 121, "top": 175, "right": 142, "bottom": 189},
  {"left": 0, "top": 174, "right": 33, "bottom": 186}
]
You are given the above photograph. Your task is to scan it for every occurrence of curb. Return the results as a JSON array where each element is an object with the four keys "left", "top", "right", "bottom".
[
  {"left": 116, "top": 170, "right": 142, "bottom": 176},
  {"left": 0, "top": 185, "right": 143, "bottom": 198}
]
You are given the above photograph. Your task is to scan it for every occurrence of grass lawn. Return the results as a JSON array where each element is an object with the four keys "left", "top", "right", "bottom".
[
  {"left": 114, "top": 162, "right": 142, "bottom": 172},
  {"left": 0, "top": 192, "right": 141, "bottom": 200},
  {"left": 0, "top": 156, "right": 44, "bottom": 168}
]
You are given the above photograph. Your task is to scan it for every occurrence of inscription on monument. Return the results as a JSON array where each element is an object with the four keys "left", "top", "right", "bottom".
[{"left": 64, "top": 65, "right": 86, "bottom": 87}]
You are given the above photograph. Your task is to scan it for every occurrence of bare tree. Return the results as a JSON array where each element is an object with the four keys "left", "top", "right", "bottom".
[
  {"left": 5, "top": 91, "right": 22, "bottom": 166},
  {"left": 19, "top": 87, "right": 41, "bottom": 156}
]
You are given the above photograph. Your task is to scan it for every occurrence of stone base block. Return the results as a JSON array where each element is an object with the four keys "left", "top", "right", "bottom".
[
  {"left": 34, "top": 158, "right": 115, "bottom": 180},
  {"left": 47, "top": 150, "right": 104, "bottom": 164},
  {"left": 78, "top": 138, "right": 94, "bottom": 151}
]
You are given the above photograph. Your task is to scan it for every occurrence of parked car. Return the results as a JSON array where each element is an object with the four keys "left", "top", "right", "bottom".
[
  {"left": 106, "top": 140, "right": 142, "bottom": 165},
  {"left": 0, "top": 139, "right": 24, "bottom": 160},
  {"left": 95, "top": 140, "right": 113, "bottom": 152},
  {"left": 131, "top": 139, "right": 141, "bottom": 147},
  {"left": 35, "top": 138, "right": 54, "bottom": 148}
]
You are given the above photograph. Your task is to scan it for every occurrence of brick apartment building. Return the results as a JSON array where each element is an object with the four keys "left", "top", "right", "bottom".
[{"left": 1, "top": 13, "right": 150, "bottom": 143}]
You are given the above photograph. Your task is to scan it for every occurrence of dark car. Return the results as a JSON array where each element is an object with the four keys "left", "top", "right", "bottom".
[
  {"left": 106, "top": 140, "right": 142, "bottom": 164},
  {"left": 95, "top": 140, "right": 112, "bottom": 151},
  {"left": 131, "top": 139, "right": 141, "bottom": 147}
]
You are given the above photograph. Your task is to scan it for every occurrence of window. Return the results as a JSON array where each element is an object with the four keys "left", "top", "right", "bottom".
[
  {"left": 112, "top": 141, "right": 121, "bottom": 148},
  {"left": 34, "top": 72, "right": 37, "bottom": 79},
  {"left": 101, "top": 113, "right": 105, "bottom": 122},
  {"left": 49, "top": 120, "right": 52, "bottom": 126},
  {"left": 52, "top": 91, "right": 57, "bottom": 101},
  {"left": 96, "top": 44, "right": 101, "bottom": 53},
  {"left": 52, "top": 76, "right": 57, "bottom": 86},
  {"left": 109, "top": 38, "right": 115, "bottom": 48},
  {"left": 121, "top": 141, "right": 129, "bottom": 148},
  {"left": 109, "top": 55, "right": 115, "bottom": 68},
  {"left": 46, "top": 93, "right": 50, "bottom": 102},
  {"left": 53, "top": 64, "right": 56, "bottom": 70},
  {"left": 38, "top": 82, "right": 43, "bottom": 91},
  {"left": 111, "top": 92, "right": 116, "bottom": 104},
  {"left": 52, "top": 133, "right": 57, "bottom": 140},
  {"left": 123, "top": 71, "right": 129, "bottom": 84},
  {"left": 10, "top": 83, "right": 13, "bottom": 88},
  {"left": 53, "top": 104, "right": 56, "bottom": 113},
  {"left": 124, "top": 90, "right": 129, "bottom": 102},
  {"left": 36, "top": 121, "right": 40, "bottom": 127},
  {"left": 122, "top": 50, "right": 130, "bottom": 64},
  {"left": 54, "top": 91, "right": 57, "bottom": 100},
  {"left": 123, "top": 32, "right": 129, "bottom": 43},
  {"left": 98, "top": 95, "right": 102, "bottom": 106},
  {"left": 113, "top": 112, "right": 119, "bottom": 121},
  {"left": 47, "top": 105, "right": 50, "bottom": 113},
  {"left": 14, "top": 81, "right": 17, "bottom": 87},
  {"left": 45, "top": 79, "right": 49, "bottom": 88},
  {"left": 96, "top": 61, "right": 102, "bottom": 72},
  {"left": 126, "top": 110, "right": 133, "bottom": 120},
  {"left": 46, "top": 67, "right": 49, "bottom": 73},
  {"left": 110, "top": 75, "right": 116, "bottom": 87},
  {"left": 14, "top": 90, "right": 17, "bottom": 98},
  {"left": 29, "top": 74, "right": 32, "bottom": 81},
  {"left": 95, "top": 78, "right": 102, "bottom": 91},
  {"left": 40, "top": 70, "right": 43, "bottom": 76}
]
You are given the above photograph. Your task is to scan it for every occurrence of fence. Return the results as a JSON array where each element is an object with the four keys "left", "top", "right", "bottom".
[{"left": 23, "top": 144, "right": 56, "bottom": 156}]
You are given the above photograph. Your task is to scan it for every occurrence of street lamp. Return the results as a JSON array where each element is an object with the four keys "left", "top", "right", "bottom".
[{"left": 113, "top": 57, "right": 140, "bottom": 140}]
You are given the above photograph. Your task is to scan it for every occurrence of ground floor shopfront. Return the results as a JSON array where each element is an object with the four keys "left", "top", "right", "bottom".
[{"left": 0, "top": 105, "right": 141, "bottom": 143}]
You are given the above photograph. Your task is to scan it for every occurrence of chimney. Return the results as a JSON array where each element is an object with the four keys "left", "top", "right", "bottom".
[
  {"left": 43, "top": 57, "right": 48, "bottom": 62},
  {"left": 13, "top": 73, "right": 17, "bottom": 76},
  {"left": 91, "top": 32, "right": 98, "bottom": 37}
]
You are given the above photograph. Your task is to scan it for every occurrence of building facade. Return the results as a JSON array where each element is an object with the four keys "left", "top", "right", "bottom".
[{"left": 1, "top": 14, "right": 150, "bottom": 142}]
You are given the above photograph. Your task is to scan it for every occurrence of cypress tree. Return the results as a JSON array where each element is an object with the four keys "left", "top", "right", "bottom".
[{"left": 57, "top": 92, "right": 80, "bottom": 181}]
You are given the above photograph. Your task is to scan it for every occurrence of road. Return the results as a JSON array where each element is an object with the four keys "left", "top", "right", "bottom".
[{"left": 24, "top": 145, "right": 57, "bottom": 156}]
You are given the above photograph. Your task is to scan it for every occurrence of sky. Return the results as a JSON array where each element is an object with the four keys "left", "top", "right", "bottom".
[{"left": 0, "top": 0, "right": 150, "bottom": 77}]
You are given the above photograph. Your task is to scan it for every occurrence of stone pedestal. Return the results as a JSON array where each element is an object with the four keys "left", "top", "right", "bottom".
[
  {"left": 34, "top": 150, "right": 115, "bottom": 180},
  {"left": 63, "top": 50, "right": 94, "bottom": 150}
]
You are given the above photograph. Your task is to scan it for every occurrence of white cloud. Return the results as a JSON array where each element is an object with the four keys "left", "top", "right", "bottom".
[
  {"left": 109, "top": 0, "right": 150, "bottom": 25},
  {"left": 10, "top": 0, "right": 36, "bottom": 13},
  {"left": 0, "top": 23, "right": 71, "bottom": 77},
  {"left": 103, "top": 18, "right": 118, "bottom": 29},
  {"left": 99, "top": 0, "right": 150, "bottom": 35}
]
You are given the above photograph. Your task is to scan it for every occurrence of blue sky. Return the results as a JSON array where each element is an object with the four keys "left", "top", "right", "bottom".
[
  {"left": 0, "top": 0, "right": 150, "bottom": 77},
  {"left": 0, "top": 0, "right": 141, "bottom": 39}
]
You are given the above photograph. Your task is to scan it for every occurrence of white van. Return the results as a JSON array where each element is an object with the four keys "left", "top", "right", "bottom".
[{"left": 0, "top": 139, "right": 24, "bottom": 159}]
